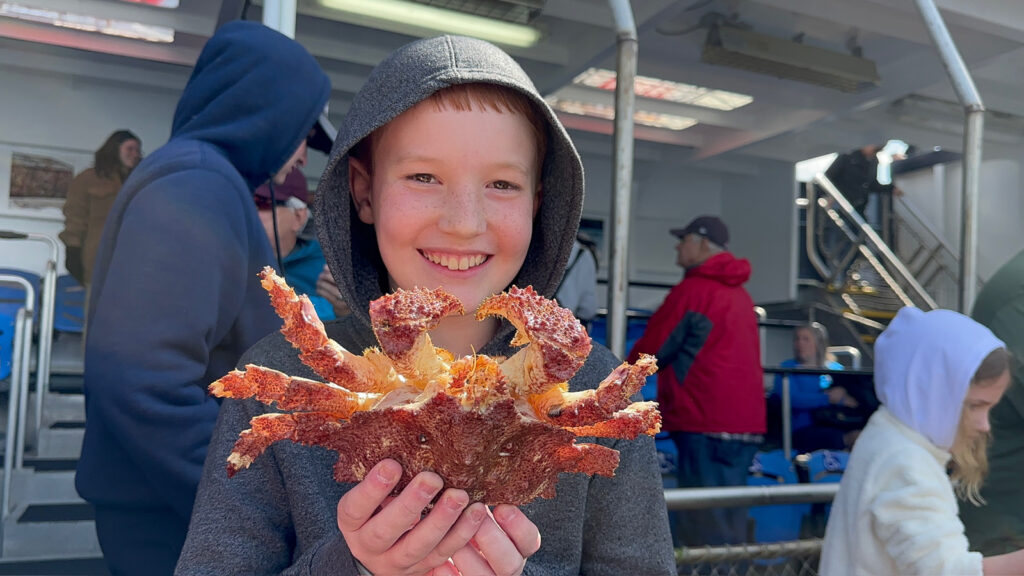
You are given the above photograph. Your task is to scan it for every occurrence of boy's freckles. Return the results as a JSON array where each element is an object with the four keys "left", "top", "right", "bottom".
[{"left": 354, "top": 99, "right": 540, "bottom": 311}]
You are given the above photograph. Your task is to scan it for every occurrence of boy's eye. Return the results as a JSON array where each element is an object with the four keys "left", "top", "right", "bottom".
[
  {"left": 410, "top": 173, "right": 436, "bottom": 184},
  {"left": 492, "top": 180, "right": 522, "bottom": 191}
]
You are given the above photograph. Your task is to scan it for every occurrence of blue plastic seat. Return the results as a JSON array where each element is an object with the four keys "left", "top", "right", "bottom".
[
  {"left": 748, "top": 450, "right": 809, "bottom": 545},
  {"left": 54, "top": 274, "right": 86, "bottom": 334},
  {"left": 0, "top": 269, "right": 40, "bottom": 382},
  {"left": 805, "top": 449, "right": 849, "bottom": 483}
]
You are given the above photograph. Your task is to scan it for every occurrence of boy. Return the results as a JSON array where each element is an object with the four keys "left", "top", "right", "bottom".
[{"left": 176, "top": 36, "right": 675, "bottom": 575}]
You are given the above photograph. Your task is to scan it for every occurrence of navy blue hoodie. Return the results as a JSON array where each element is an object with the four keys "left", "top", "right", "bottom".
[{"left": 76, "top": 21, "right": 331, "bottom": 525}]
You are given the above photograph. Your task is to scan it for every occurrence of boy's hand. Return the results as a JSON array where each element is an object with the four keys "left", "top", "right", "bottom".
[
  {"left": 450, "top": 505, "right": 541, "bottom": 576},
  {"left": 337, "top": 459, "right": 487, "bottom": 575}
]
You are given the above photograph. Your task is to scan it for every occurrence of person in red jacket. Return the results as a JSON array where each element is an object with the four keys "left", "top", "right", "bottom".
[{"left": 629, "top": 215, "right": 765, "bottom": 547}]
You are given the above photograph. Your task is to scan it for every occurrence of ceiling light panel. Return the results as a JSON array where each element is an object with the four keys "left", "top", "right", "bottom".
[
  {"left": 546, "top": 97, "right": 698, "bottom": 131},
  {"left": 573, "top": 68, "right": 753, "bottom": 111},
  {"left": 412, "top": 0, "right": 544, "bottom": 24},
  {"left": 0, "top": 2, "right": 175, "bottom": 42}
]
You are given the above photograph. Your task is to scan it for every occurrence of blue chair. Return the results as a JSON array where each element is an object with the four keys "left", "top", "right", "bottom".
[
  {"left": 805, "top": 449, "right": 849, "bottom": 484},
  {"left": 748, "top": 450, "right": 809, "bottom": 545},
  {"left": 53, "top": 274, "right": 86, "bottom": 334},
  {"left": 0, "top": 269, "right": 41, "bottom": 382}
]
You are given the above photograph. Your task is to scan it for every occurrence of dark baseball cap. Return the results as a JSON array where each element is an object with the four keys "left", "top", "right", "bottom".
[
  {"left": 670, "top": 215, "right": 729, "bottom": 247},
  {"left": 254, "top": 168, "right": 309, "bottom": 205}
]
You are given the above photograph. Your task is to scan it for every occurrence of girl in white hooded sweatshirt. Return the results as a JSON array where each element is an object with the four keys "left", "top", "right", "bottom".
[{"left": 820, "top": 307, "right": 1024, "bottom": 575}]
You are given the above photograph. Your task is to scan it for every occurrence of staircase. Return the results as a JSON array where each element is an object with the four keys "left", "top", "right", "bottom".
[{"left": 771, "top": 174, "right": 952, "bottom": 362}]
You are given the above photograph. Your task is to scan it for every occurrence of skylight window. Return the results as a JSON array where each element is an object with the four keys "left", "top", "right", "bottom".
[
  {"left": 546, "top": 97, "right": 698, "bottom": 131},
  {"left": 0, "top": 2, "right": 175, "bottom": 43},
  {"left": 573, "top": 68, "right": 754, "bottom": 111}
]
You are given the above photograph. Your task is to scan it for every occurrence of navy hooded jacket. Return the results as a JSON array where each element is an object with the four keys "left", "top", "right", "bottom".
[{"left": 76, "top": 22, "right": 331, "bottom": 524}]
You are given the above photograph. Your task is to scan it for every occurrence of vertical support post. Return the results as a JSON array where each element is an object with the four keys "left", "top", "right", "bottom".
[
  {"left": 606, "top": 0, "right": 637, "bottom": 359},
  {"left": 262, "top": 0, "right": 297, "bottom": 38},
  {"left": 781, "top": 374, "right": 792, "bottom": 461},
  {"left": 913, "top": 0, "right": 984, "bottom": 313}
]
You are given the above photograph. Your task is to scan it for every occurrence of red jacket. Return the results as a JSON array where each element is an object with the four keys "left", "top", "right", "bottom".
[{"left": 628, "top": 252, "right": 765, "bottom": 434}]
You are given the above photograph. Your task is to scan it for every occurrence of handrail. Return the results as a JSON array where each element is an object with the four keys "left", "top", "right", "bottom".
[
  {"left": 803, "top": 182, "right": 833, "bottom": 281},
  {"left": 665, "top": 483, "right": 839, "bottom": 510},
  {"left": 813, "top": 173, "right": 938, "bottom": 310},
  {"left": 0, "top": 230, "right": 60, "bottom": 444},
  {"left": 894, "top": 195, "right": 958, "bottom": 261},
  {"left": 0, "top": 275, "right": 35, "bottom": 527}
]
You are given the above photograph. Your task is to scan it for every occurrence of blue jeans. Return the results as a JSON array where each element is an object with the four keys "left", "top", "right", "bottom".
[
  {"left": 94, "top": 505, "right": 188, "bottom": 576},
  {"left": 672, "top": 432, "right": 760, "bottom": 546}
]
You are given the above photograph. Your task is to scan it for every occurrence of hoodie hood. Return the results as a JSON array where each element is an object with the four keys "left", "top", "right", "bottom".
[
  {"left": 874, "top": 307, "right": 1005, "bottom": 451},
  {"left": 314, "top": 35, "right": 584, "bottom": 328},
  {"left": 687, "top": 252, "right": 751, "bottom": 287},
  {"left": 171, "top": 21, "right": 331, "bottom": 190}
]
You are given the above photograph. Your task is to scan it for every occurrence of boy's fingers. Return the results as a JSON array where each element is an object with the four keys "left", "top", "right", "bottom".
[
  {"left": 470, "top": 511, "right": 528, "bottom": 576},
  {"left": 452, "top": 543, "right": 496, "bottom": 576},
  {"left": 336, "top": 459, "right": 402, "bottom": 533},
  {"left": 422, "top": 501, "right": 488, "bottom": 565},
  {"left": 357, "top": 471, "right": 444, "bottom": 554},
  {"left": 492, "top": 505, "right": 541, "bottom": 558},
  {"left": 390, "top": 489, "right": 474, "bottom": 568}
]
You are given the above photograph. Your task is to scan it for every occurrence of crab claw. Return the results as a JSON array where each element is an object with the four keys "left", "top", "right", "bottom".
[
  {"left": 370, "top": 287, "right": 464, "bottom": 383},
  {"left": 539, "top": 355, "right": 658, "bottom": 428},
  {"left": 476, "top": 286, "right": 592, "bottom": 395},
  {"left": 260, "top": 267, "right": 384, "bottom": 393},
  {"left": 210, "top": 365, "right": 382, "bottom": 417}
]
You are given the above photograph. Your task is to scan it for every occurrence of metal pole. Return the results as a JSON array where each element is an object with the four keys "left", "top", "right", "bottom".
[
  {"left": 913, "top": 0, "right": 984, "bottom": 313},
  {"left": 665, "top": 483, "right": 839, "bottom": 510},
  {"left": 781, "top": 374, "right": 792, "bottom": 460},
  {"left": 3, "top": 309, "right": 26, "bottom": 522},
  {"left": 262, "top": 0, "right": 297, "bottom": 38},
  {"left": 606, "top": 0, "right": 637, "bottom": 359},
  {"left": 27, "top": 233, "right": 59, "bottom": 441}
]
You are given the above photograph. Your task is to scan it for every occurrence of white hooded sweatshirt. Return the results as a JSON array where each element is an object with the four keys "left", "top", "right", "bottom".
[{"left": 820, "top": 307, "right": 1004, "bottom": 576}]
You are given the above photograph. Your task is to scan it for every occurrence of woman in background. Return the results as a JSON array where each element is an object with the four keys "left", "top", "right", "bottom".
[{"left": 60, "top": 130, "right": 142, "bottom": 288}]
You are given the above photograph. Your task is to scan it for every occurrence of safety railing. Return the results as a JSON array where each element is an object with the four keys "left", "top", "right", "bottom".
[
  {"left": 666, "top": 484, "right": 838, "bottom": 576},
  {"left": 805, "top": 175, "right": 937, "bottom": 311},
  {"left": 0, "top": 275, "right": 35, "bottom": 534},
  {"left": 0, "top": 230, "right": 59, "bottom": 449}
]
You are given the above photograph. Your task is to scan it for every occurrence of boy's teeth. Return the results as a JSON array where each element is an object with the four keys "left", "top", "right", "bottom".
[{"left": 425, "top": 252, "right": 485, "bottom": 270}]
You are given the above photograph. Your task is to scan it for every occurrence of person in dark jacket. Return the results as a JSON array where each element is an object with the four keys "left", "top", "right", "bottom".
[
  {"left": 253, "top": 169, "right": 335, "bottom": 321},
  {"left": 961, "top": 248, "right": 1024, "bottom": 555},
  {"left": 75, "top": 22, "right": 330, "bottom": 576},
  {"left": 177, "top": 35, "right": 675, "bottom": 575},
  {"left": 825, "top": 144, "right": 903, "bottom": 217},
  {"left": 629, "top": 215, "right": 764, "bottom": 547}
]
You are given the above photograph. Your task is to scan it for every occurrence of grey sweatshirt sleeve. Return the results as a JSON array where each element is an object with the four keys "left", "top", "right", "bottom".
[{"left": 175, "top": 396, "right": 360, "bottom": 576}]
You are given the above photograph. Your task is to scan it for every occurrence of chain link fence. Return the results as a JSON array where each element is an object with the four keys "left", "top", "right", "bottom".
[{"left": 676, "top": 539, "right": 821, "bottom": 576}]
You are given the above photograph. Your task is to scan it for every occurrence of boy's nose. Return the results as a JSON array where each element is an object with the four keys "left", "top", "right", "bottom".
[{"left": 439, "top": 186, "right": 486, "bottom": 236}]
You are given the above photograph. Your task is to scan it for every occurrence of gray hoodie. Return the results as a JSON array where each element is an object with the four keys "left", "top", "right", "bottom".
[{"left": 176, "top": 36, "right": 675, "bottom": 575}]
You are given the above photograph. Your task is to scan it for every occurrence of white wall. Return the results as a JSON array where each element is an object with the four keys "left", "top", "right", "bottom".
[
  {"left": 898, "top": 158, "right": 1024, "bottom": 281},
  {"left": 0, "top": 65, "right": 182, "bottom": 275},
  {"left": 575, "top": 133, "right": 798, "bottom": 310}
]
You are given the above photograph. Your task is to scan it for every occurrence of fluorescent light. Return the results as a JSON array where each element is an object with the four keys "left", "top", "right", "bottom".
[
  {"left": 573, "top": 68, "right": 753, "bottom": 111},
  {"left": 546, "top": 97, "right": 697, "bottom": 131},
  {"left": 0, "top": 2, "right": 174, "bottom": 42},
  {"left": 319, "top": 0, "right": 541, "bottom": 48},
  {"left": 117, "top": 0, "right": 179, "bottom": 7}
]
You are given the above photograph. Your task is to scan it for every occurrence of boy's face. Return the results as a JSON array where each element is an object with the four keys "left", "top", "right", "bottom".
[{"left": 350, "top": 99, "right": 541, "bottom": 311}]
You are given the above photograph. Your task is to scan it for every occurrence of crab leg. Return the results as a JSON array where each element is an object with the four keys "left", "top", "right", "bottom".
[
  {"left": 370, "top": 287, "right": 464, "bottom": 383},
  {"left": 260, "top": 268, "right": 385, "bottom": 392},
  {"left": 477, "top": 286, "right": 592, "bottom": 396},
  {"left": 539, "top": 355, "right": 658, "bottom": 428},
  {"left": 553, "top": 443, "right": 619, "bottom": 477},
  {"left": 210, "top": 365, "right": 382, "bottom": 415},
  {"left": 226, "top": 412, "right": 348, "bottom": 477},
  {"left": 566, "top": 402, "right": 662, "bottom": 439}
]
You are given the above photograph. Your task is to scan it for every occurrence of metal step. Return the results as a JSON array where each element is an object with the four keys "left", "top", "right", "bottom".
[
  {"left": 32, "top": 429, "right": 83, "bottom": 461},
  {"left": 1, "top": 514, "right": 100, "bottom": 561},
  {"left": 10, "top": 470, "right": 80, "bottom": 506}
]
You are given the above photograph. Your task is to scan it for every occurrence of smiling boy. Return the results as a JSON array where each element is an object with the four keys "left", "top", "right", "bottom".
[{"left": 176, "top": 36, "right": 675, "bottom": 576}]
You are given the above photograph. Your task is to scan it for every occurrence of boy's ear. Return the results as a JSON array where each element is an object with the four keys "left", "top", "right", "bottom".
[{"left": 349, "top": 156, "right": 375, "bottom": 225}]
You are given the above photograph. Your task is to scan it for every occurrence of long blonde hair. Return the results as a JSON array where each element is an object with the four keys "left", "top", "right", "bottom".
[{"left": 951, "top": 347, "right": 1010, "bottom": 505}]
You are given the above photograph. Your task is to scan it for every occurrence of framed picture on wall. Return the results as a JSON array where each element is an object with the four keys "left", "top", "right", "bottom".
[{"left": 0, "top": 143, "right": 93, "bottom": 220}]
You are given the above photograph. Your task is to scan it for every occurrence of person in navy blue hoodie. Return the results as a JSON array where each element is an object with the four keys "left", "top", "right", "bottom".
[{"left": 75, "top": 21, "right": 330, "bottom": 576}]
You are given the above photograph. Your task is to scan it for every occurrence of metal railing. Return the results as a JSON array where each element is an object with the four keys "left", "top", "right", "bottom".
[
  {"left": 0, "top": 275, "right": 35, "bottom": 531},
  {"left": 666, "top": 484, "right": 839, "bottom": 576},
  {"left": 806, "top": 175, "right": 937, "bottom": 311}
]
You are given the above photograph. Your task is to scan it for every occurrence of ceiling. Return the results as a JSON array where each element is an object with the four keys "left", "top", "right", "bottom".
[{"left": 4, "top": 0, "right": 1024, "bottom": 164}]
